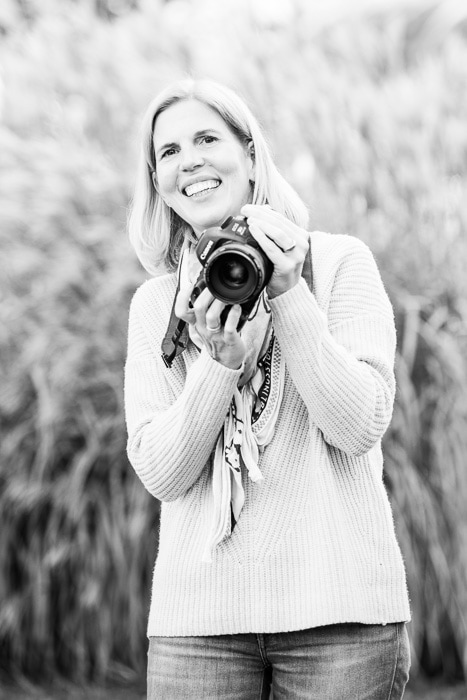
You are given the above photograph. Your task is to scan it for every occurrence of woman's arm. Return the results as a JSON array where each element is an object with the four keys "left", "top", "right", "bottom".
[
  {"left": 241, "top": 204, "right": 396, "bottom": 457},
  {"left": 124, "top": 285, "right": 242, "bottom": 501},
  {"left": 269, "top": 237, "right": 396, "bottom": 457}
]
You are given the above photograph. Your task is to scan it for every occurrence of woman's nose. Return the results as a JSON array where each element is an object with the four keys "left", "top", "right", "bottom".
[{"left": 179, "top": 145, "right": 204, "bottom": 171}]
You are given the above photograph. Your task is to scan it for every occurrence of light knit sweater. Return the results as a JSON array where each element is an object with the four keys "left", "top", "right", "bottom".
[{"left": 124, "top": 231, "right": 411, "bottom": 637}]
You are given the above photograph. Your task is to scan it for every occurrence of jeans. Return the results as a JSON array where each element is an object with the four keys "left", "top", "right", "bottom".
[{"left": 147, "top": 622, "right": 410, "bottom": 699}]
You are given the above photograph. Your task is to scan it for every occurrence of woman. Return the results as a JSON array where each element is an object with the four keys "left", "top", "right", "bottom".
[{"left": 125, "top": 78, "right": 411, "bottom": 699}]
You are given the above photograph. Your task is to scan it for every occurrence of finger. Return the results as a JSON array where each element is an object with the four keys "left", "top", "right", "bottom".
[
  {"left": 223, "top": 304, "right": 242, "bottom": 337},
  {"left": 242, "top": 204, "right": 296, "bottom": 230},
  {"left": 192, "top": 287, "right": 215, "bottom": 314},
  {"left": 242, "top": 205, "right": 286, "bottom": 230},
  {"left": 248, "top": 223, "right": 298, "bottom": 267},
  {"left": 175, "top": 286, "right": 196, "bottom": 322},
  {"left": 205, "top": 298, "right": 226, "bottom": 332},
  {"left": 247, "top": 217, "right": 297, "bottom": 253},
  {"left": 242, "top": 204, "right": 308, "bottom": 246}
]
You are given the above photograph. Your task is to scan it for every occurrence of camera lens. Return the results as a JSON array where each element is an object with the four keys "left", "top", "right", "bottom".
[
  {"left": 223, "top": 258, "right": 249, "bottom": 288},
  {"left": 206, "top": 246, "right": 261, "bottom": 304}
]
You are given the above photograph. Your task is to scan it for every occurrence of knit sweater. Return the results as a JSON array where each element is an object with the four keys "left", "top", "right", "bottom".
[{"left": 124, "top": 231, "right": 411, "bottom": 637}]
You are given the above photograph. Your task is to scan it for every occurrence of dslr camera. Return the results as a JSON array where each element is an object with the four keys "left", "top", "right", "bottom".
[{"left": 190, "top": 215, "right": 273, "bottom": 329}]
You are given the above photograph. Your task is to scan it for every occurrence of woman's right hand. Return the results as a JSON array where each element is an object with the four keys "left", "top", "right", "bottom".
[{"left": 175, "top": 286, "right": 246, "bottom": 370}]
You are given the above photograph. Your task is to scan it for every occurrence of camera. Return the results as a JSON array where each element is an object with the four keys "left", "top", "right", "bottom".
[{"left": 190, "top": 215, "right": 273, "bottom": 329}]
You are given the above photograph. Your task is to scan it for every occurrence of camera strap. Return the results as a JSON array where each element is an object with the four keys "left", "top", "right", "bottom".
[
  {"left": 161, "top": 238, "right": 314, "bottom": 368},
  {"left": 161, "top": 262, "right": 190, "bottom": 368}
]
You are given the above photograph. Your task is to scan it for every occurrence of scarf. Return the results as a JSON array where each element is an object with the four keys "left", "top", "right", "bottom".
[{"left": 179, "top": 248, "right": 286, "bottom": 562}]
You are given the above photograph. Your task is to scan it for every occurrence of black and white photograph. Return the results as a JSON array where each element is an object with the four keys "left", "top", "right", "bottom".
[{"left": 0, "top": 1, "right": 466, "bottom": 698}]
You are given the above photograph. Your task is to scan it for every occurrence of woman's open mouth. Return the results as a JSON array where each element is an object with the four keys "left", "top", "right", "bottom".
[{"left": 183, "top": 179, "right": 221, "bottom": 198}]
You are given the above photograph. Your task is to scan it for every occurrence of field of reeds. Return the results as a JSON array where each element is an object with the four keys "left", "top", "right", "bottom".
[{"left": 1, "top": 0, "right": 466, "bottom": 691}]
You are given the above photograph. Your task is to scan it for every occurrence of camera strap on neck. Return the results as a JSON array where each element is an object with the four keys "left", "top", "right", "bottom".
[{"left": 161, "top": 238, "right": 314, "bottom": 368}]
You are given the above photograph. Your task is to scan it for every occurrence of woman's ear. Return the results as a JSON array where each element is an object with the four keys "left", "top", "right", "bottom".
[
  {"left": 151, "top": 171, "right": 158, "bottom": 191},
  {"left": 247, "top": 140, "right": 256, "bottom": 182}
]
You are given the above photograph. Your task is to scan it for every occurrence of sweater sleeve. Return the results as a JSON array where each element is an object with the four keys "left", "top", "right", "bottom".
[
  {"left": 269, "top": 237, "right": 396, "bottom": 457},
  {"left": 124, "top": 286, "right": 242, "bottom": 501}
]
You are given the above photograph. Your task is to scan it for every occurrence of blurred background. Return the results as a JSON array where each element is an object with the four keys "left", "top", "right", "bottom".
[{"left": 1, "top": 0, "right": 466, "bottom": 697}]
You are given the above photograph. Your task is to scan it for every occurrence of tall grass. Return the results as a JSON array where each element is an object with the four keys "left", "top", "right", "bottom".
[
  {"left": 0, "top": 118, "right": 155, "bottom": 681},
  {"left": 387, "top": 299, "right": 467, "bottom": 677},
  {"left": 1, "top": 0, "right": 466, "bottom": 684}
]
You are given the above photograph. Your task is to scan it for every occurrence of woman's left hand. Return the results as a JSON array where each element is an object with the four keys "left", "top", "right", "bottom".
[{"left": 241, "top": 204, "right": 310, "bottom": 299}]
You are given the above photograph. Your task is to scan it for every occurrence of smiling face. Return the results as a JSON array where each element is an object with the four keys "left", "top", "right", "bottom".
[{"left": 153, "top": 99, "right": 255, "bottom": 236}]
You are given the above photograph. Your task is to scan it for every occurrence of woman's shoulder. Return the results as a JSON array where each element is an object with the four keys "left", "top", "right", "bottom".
[
  {"left": 308, "top": 231, "right": 385, "bottom": 305},
  {"left": 130, "top": 272, "right": 178, "bottom": 314},
  {"left": 310, "top": 230, "right": 380, "bottom": 279},
  {"left": 310, "top": 230, "right": 372, "bottom": 261},
  {"left": 127, "top": 273, "right": 179, "bottom": 354},
  {"left": 128, "top": 273, "right": 178, "bottom": 342}
]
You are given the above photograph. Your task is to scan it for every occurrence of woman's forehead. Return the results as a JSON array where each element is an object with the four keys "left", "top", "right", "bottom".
[{"left": 153, "top": 99, "right": 228, "bottom": 144}]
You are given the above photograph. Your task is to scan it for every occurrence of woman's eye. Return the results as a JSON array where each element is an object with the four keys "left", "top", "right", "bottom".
[
  {"left": 201, "top": 135, "right": 217, "bottom": 145},
  {"left": 161, "top": 148, "right": 176, "bottom": 159}
]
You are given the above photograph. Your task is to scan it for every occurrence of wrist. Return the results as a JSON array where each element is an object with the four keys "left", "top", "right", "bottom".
[
  {"left": 215, "top": 355, "right": 244, "bottom": 371},
  {"left": 215, "top": 360, "right": 244, "bottom": 372},
  {"left": 208, "top": 347, "right": 244, "bottom": 371},
  {"left": 267, "top": 278, "right": 300, "bottom": 299}
]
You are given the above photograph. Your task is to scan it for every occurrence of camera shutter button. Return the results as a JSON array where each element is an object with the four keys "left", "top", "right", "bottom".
[{"left": 221, "top": 216, "right": 233, "bottom": 229}]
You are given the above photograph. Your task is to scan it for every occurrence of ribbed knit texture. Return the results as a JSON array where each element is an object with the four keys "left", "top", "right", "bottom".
[{"left": 124, "top": 231, "right": 411, "bottom": 637}]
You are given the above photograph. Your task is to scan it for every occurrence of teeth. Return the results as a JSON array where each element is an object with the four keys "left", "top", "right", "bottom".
[{"left": 184, "top": 180, "right": 220, "bottom": 197}]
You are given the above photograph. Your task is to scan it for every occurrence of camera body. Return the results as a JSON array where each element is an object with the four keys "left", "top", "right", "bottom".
[{"left": 190, "top": 215, "right": 273, "bottom": 330}]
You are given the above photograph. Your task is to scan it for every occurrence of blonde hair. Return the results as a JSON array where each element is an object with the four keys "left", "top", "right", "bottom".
[{"left": 128, "top": 78, "right": 309, "bottom": 276}]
